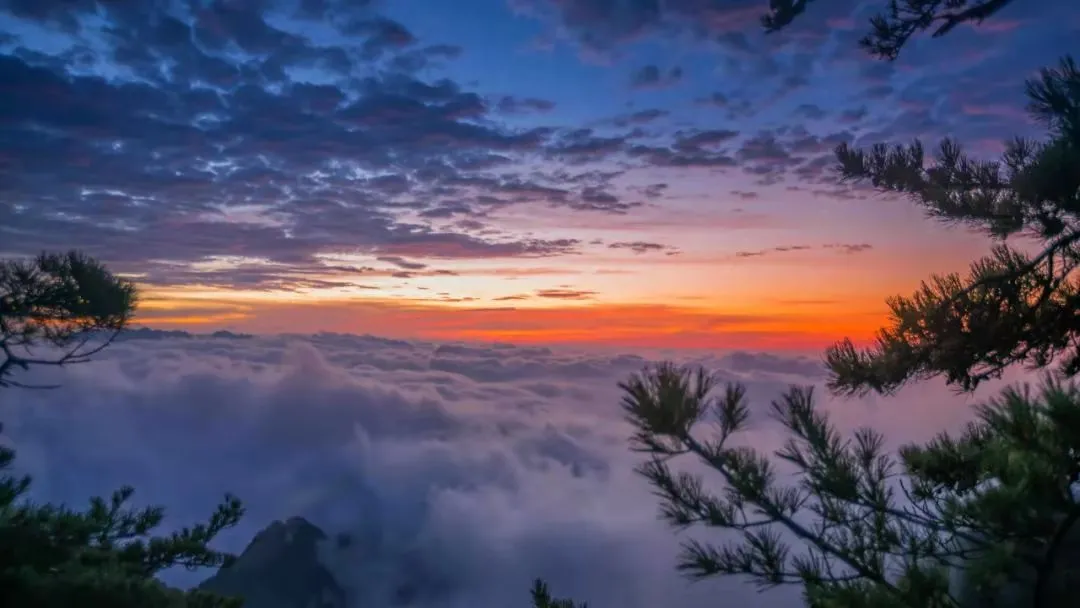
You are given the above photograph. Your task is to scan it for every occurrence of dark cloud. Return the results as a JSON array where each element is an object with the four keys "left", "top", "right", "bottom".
[
  {"left": 674, "top": 129, "right": 740, "bottom": 151},
  {"left": 719, "top": 351, "right": 824, "bottom": 378},
  {"left": 691, "top": 92, "right": 756, "bottom": 121},
  {"left": 496, "top": 96, "right": 558, "bottom": 115},
  {"left": 627, "top": 145, "right": 736, "bottom": 168},
  {"left": 737, "top": 134, "right": 792, "bottom": 163},
  {"left": 607, "top": 241, "right": 679, "bottom": 255},
  {"left": 642, "top": 183, "right": 668, "bottom": 198},
  {"left": 516, "top": 0, "right": 1058, "bottom": 150},
  {"left": 342, "top": 16, "right": 419, "bottom": 57},
  {"left": 427, "top": 170, "right": 641, "bottom": 216},
  {"left": 512, "top": 0, "right": 873, "bottom": 126},
  {"left": 628, "top": 64, "right": 682, "bottom": 89},
  {"left": 694, "top": 92, "right": 728, "bottom": 107},
  {"left": 535, "top": 288, "right": 597, "bottom": 300},
  {"left": 823, "top": 243, "right": 873, "bottom": 254},
  {"left": 376, "top": 256, "right": 429, "bottom": 271},
  {"left": 838, "top": 106, "right": 869, "bottom": 124},
  {"left": 0, "top": 0, "right": 648, "bottom": 291},
  {"left": 626, "top": 127, "right": 740, "bottom": 169},
  {"left": 730, "top": 190, "right": 759, "bottom": 200},
  {"left": 611, "top": 108, "right": 669, "bottom": 127},
  {"left": 794, "top": 103, "right": 828, "bottom": 120},
  {"left": 735, "top": 243, "right": 873, "bottom": 258},
  {"left": 515, "top": 0, "right": 766, "bottom": 52},
  {"left": 735, "top": 244, "right": 811, "bottom": 258},
  {"left": 862, "top": 84, "right": 895, "bottom": 99},
  {"left": 719, "top": 127, "right": 857, "bottom": 187}
]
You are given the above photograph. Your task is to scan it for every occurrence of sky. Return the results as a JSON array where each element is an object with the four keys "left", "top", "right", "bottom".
[
  {"left": 0, "top": 332, "right": 1035, "bottom": 606},
  {"left": 1, "top": 0, "right": 1077, "bottom": 350}
]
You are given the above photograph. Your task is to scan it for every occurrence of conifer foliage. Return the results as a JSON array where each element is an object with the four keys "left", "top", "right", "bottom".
[
  {"left": 826, "top": 57, "right": 1080, "bottom": 395},
  {"left": 0, "top": 251, "right": 135, "bottom": 388},
  {"left": 529, "top": 579, "right": 589, "bottom": 608},
  {"left": 0, "top": 251, "right": 246, "bottom": 607},
  {"left": 619, "top": 363, "right": 1080, "bottom": 607}
]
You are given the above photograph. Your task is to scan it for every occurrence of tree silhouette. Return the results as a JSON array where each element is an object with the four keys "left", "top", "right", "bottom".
[
  {"left": 825, "top": 58, "right": 1080, "bottom": 395},
  {"left": 616, "top": 363, "right": 1080, "bottom": 607},
  {"left": 529, "top": 579, "right": 588, "bottom": 608},
  {"left": 0, "top": 251, "right": 135, "bottom": 388},
  {"left": 762, "top": 0, "right": 1021, "bottom": 60},
  {"left": 0, "top": 251, "right": 246, "bottom": 607}
]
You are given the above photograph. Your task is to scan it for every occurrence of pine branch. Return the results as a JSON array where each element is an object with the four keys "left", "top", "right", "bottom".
[
  {"left": 622, "top": 364, "right": 1080, "bottom": 606},
  {"left": 0, "top": 252, "right": 135, "bottom": 388},
  {"left": 825, "top": 57, "right": 1080, "bottom": 396},
  {"left": 763, "top": 0, "right": 1021, "bottom": 60}
]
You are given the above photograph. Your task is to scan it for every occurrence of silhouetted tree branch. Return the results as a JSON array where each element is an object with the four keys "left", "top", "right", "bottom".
[
  {"left": 825, "top": 57, "right": 1080, "bottom": 395},
  {"left": 529, "top": 579, "right": 588, "bottom": 608},
  {"left": 615, "top": 363, "right": 1080, "bottom": 607},
  {"left": 0, "top": 251, "right": 246, "bottom": 608},
  {"left": 0, "top": 251, "right": 136, "bottom": 388},
  {"left": 762, "top": 0, "right": 1021, "bottom": 60}
]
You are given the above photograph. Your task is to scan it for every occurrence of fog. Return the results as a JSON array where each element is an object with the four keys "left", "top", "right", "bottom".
[{"left": 0, "top": 333, "right": 1027, "bottom": 607}]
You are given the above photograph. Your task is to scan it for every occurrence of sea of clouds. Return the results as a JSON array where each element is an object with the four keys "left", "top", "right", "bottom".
[{"left": 0, "top": 333, "right": 1032, "bottom": 607}]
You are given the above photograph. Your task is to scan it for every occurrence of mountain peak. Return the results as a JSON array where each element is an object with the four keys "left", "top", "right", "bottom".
[{"left": 198, "top": 517, "right": 345, "bottom": 608}]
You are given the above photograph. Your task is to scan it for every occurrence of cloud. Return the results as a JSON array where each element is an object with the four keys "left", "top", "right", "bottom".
[
  {"left": 0, "top": 0, "right": 646, "bottom": 293},
  {"left": 730, "top": 190, "right": 760, "bottom": 200},
  {"left": 626, "top": 132, "right": 738, "bottom": 168},
  {"left": 610, "top": 108, "right": 669, "bottom": 127},
  {"left": 492, "top": 287, "right": 600, "bottom": 301},
  {"left": 823, "top": 243, "right": 873, "bottom": 254},
  {"left": 837, "top": 106, "right": 869, "bottom": 124},
  {"left": 513, "top": 0, "right": 768, "bottom": 52},
  {"left": 794, "top": 103, "right": 828, "bottom": 120},
  {"left": 2, "top": 0, "right": 1070, "bottom": 324},
  {"left": 628, "top": 64, "right": 683, "bottom": 89},
  {"left": 377, "top": 256, "right": 430, "bottom": 271},
  {"left": 0, "top": 334, "right": 1028, "bottom": 607},
  {"left": 695, "top": 92, "right": 729, "bottom": 107},
  {"left": 607, "top": 241, "right": 680, "bottom": 255},
  {"left": 734, "top": 243, "right": 872, "bottom": 258},
  {"left": 735, "top": 245, "right": 810, "bottom": 258},
  {"left": 534, "top": 288, "right": 598, "bottom": 300},
  {"left": 495, "top": 96, "right": 558, "bottom": 115}
]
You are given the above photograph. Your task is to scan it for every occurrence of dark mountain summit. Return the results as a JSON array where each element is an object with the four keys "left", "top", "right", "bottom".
[{"left": 198, "top": 517, "right": 346, "bottom": 608}]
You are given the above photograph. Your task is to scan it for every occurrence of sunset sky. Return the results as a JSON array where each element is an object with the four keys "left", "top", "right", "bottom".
[{"left": 2, "top": 0, "right": 1075, "bottom": 350}]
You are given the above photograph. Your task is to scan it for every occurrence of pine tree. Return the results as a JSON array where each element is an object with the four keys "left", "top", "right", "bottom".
[
  {"left": 825, "top": 57, "right": 1080, "bottom": 395},
  {"left": 0, "top": 251, "right": 246, "bottom": 607},
  {"left": 618, "top": 363, "right": 1080, "bottom": 608},
  {"left": 0, "top": 251, "right": 135, "bottom": 388}
]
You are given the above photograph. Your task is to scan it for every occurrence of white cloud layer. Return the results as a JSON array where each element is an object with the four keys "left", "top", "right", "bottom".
[{"left": 0, "top": 334, "right": 1030, "bottom": 607}]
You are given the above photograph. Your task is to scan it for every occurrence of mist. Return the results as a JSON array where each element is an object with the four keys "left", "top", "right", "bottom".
[{"left": 0, "top": 333, "right": 1024, "bottom": 607}]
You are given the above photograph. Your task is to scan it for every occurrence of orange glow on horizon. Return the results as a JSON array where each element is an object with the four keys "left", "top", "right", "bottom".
[
  {"left": 135, "top": 292, "right": 891, "bottom": 352},
  {"left": 125, "top": 215, "right": 1003, "bottom": 353}
]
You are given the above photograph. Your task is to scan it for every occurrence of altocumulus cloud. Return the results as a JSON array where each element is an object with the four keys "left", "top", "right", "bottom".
[{"left": 0, "top": 334, "right": 1023, "bottom": 607}]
